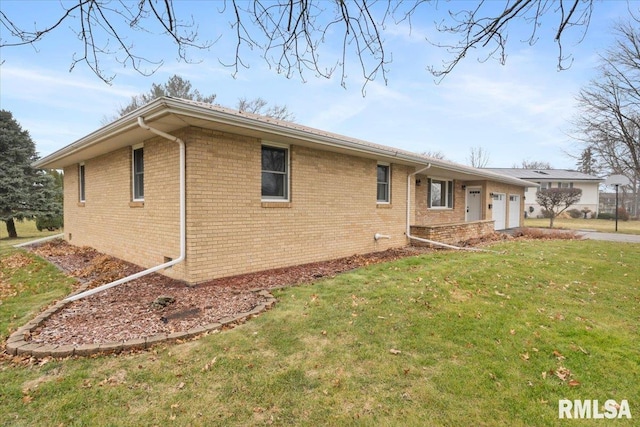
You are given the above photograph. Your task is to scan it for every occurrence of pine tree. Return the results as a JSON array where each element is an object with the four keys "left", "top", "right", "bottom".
[{"left": 0, "top": 110, "right": 62, "bottom": 238}]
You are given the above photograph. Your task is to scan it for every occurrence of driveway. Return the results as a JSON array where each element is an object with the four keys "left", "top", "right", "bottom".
[
  {"left": 576, "top": 230, "right": 640, "bottom": 243},
  {"left": 504, "top": 227, "right": 640, "bottom": 243}
]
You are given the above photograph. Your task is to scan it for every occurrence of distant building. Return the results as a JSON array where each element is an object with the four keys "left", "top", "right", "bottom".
[
  {"left": 599, "top": 192, "right": 635, "bottom": 215},
  {"left": 484, "top": 169, "right": 603, "bottom": 218}
]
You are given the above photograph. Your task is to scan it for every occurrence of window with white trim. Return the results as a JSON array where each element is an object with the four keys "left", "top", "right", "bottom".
[
  {"left": 377, "top": 164, "right": 390, "bottom": 203},
  {"left": 428, "top": 178, "right": 454, "bottom": 208},
  {"left": 132, "top": 146, "right": 144, "bottom": 201},
  {"left": 558, "top": 182, "right": 573, "bottom": 188},
  {"left": 261, "top": 144, "right": 289, "bottom": 200},
  {"left": 78, "top": 163, "right": 86, "bottom": 202}
]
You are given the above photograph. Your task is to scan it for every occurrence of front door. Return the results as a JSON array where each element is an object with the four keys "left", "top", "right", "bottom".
[{"left": 466, "top": 187, "right": 482, "bottom": 222}]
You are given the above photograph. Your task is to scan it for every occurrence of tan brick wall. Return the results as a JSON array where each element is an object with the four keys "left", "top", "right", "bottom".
[
  {"left": 62, "top": 134, "right": 185, "bottom": 280},
  {"left": 183, "top": 127, "right": 411, "bottom": 283},
  {"left": 61, "top": 125, "right": 525, "bottom": 283},
  {"left": 414, "top": 176, "right": 466, "bottom": 224},
  {"left": 63, "top": 126, "right": 413, "bottom": 284}
]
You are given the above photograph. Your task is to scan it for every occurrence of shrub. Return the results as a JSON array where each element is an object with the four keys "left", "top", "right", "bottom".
[
  {"left": 597, "top": 212, "right": 613, "bottom": 220},
  {"left": 539, "top": 209, "right": 553, "bottom": 218},
  {"left": 567, "top": 209, "right": 582, "bottom": 219},
  {"left": 36, "top": 215, "right": 63, "bottom": 231},
  {"left": 617, "top": 207, "right": 630, "bottom": 221}
]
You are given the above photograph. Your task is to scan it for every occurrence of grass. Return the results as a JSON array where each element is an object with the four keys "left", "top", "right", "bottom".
[
  {"left": 525, "top": 217, "right": 640, "bottom": 235},
  {"left": 0, "top": 220, "right": 62, "bottom": 253},
  {"left": 1, "top": 239, "right": 639, "bottom": 426}
]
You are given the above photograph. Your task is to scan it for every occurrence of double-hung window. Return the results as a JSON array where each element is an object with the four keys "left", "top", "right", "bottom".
[
  {"left": 261, "top": 144, "right": 289, "bottom": 200},
  {"left": 78, "top": 163, "right": 86, "bottom": 202},
  {"left": 132, "top": 145, "right": 144, "bottom": 201},
  {"left": 377, "top": 164, "right": 390, "bottom": 203},
  {"left": 428, "top": 178, "right": 454, "bottom": 208}
]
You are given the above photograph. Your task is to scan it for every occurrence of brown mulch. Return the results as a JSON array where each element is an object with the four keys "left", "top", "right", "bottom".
[
  {"left": 19, "top": 229, "right": 573, "bottom": 347},
  {"left": 24, "top": 240, "right": 434, "bottom": 346}
]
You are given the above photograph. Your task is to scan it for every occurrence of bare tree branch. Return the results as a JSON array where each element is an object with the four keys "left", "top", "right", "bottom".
[{"left": 1, "top": 0, "right": 598, "bottom": 87}]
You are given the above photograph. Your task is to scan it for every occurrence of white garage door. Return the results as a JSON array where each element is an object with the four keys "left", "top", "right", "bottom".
[
  {"left": 508, "top": 195, "right": 521, "bottom": 228},
  {"left": 492, "top": 193, "right": 506, "bottom": 230}
]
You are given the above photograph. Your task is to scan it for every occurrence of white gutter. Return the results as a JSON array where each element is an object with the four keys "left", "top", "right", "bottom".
[
  {"left": 405, "top": 164, "right": 488, "bottom": 252},
  {"left": 64, "top": 117, "right": 186, "bottom": 302}
]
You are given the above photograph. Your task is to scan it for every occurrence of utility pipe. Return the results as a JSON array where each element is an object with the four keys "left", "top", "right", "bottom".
[
  {"left": 64, "top": 117, "right": 186, "bottom": 302},
  {"left": 405, "top": 164, "right": 488, "bottom": 252}
]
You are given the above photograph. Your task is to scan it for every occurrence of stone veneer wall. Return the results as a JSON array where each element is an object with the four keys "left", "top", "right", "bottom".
[{"left": 409, "top": 220, "right": 495, "bottom": 246}]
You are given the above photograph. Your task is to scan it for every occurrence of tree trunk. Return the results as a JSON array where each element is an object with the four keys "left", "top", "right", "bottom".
[
  {"left": 549, "top": 215, "right": 555, "bottom": 228},
  {"left": 5, "top": 218, "right": 18, "bottom": 238}
]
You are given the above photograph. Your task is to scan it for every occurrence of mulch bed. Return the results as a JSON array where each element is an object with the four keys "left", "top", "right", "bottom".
[{"left": 18, "top": 229, "right": 576, "bottom": 347}]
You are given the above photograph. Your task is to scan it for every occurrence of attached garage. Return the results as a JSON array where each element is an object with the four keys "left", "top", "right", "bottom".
[
  {"left": 508, "top": 195, "right": 521, "bottom": 228},
  {"left": 492, "top": 193, "right": 506, "bottom": 230}
]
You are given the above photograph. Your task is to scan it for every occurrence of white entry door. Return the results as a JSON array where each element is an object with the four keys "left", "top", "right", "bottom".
[
  {"left": 508, "top": 195, "right": 521, "bottom": 228},
  {"left": 492, "top": 193, "right": 506, "bottom": 230},
  {"left": 466, "top": 187, "right": 482, "bottom": 222}
]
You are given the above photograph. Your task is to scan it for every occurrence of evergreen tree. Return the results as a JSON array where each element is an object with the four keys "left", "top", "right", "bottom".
[{"left": 0, "top": 110, "right": 62, "bottom": 238}]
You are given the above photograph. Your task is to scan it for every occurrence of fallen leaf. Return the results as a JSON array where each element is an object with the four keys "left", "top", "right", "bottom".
[
  {"left": 520, "top": 352, "right": 530, "bottom": 361},
  {"left": 389, "top": 349, "right": 401, "bottom": 355},
  {"left": 553, "top": 350, "right": 565, "bottom": 360},
  {"left": 177, "top": 382, "right": 185, "bottom": 390},
  {"left": 568, "top": 379, "right": 580, "bottom": 387},
  {"left": 22, "top": 395, "right": 33, "bottom": 404},
  {"left": 509, "top": 329, "right": 516, "bottom": 335}
]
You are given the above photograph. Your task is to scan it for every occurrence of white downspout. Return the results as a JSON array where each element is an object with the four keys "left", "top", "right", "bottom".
[
  {"left": 64, "top": 117, "right": 186, "bottom": 302},
  {"left": 406, "top": 164, "right": 488, "bottom": 252}
]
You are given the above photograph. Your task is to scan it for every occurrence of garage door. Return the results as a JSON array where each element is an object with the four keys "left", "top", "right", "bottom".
[
  {"left": 492, "top": 193, "right": 506, "bottom": 230},
  {"left": 508, "top": 195, "right": 521, "bottom": 228}
]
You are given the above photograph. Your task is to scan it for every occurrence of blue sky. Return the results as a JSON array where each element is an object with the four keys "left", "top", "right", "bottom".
[{"left": 0, "top": 1, "right": 635, "bottom": 169}]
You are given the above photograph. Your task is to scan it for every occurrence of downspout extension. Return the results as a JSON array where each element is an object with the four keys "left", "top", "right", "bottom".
[
  {"left": 405, "top": 163, "right": 490, "bottom": 253},
  {"left": 64, "top": 118, "right": 186, "bottom": 302}
]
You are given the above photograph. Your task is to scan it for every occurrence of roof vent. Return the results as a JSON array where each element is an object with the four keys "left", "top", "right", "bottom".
[{"left": 533, "top": 170, "right": 548, "bottom": 175}]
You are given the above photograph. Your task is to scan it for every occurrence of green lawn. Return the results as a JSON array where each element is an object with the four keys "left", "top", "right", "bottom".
[
  {"left": 525, "top": 217, "right": 640, "bottom": 235},
  {"left": 1, "top": 239, "right": 639, "bottom": 426},
  {"left": 0, "top": 220, "right": 62, "bottom": 252}
]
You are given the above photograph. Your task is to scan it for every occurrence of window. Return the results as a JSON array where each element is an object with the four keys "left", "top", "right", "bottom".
[
  {"left": 377, "top": 164, "right": 390, "bottom": 203},
  {"left": 261, "top": 145, "right": 289, "bottom": 200},
  {"left": 558, "top": 182, "right": 573, "bottom": 189},
  {"left": 78, "top": 163, "right": 86, "bottom": 202},
  {"left": 428, "top": 178, "right": 454, "bottom": 208},
  {"left": 132, "top": 146, "right": 144, "bottom": 201},
  {"left": 538, "top": 182, "right": 550, "bottom": 190}
]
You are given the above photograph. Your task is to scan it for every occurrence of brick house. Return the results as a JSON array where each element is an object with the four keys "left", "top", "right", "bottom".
[{"left": 34, "top": 97, "right": 532, "bottom": 285}]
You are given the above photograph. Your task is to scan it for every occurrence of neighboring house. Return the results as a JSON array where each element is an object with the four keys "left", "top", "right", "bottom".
[
  {"left": 34, "top": 97, "right": 533, "bottom": 284},
  {"left": 484, "top": 168, "right": 603, "bottom": 218},
  {"left": 599, "top": 192, "right": 635, "bottom": 215}
]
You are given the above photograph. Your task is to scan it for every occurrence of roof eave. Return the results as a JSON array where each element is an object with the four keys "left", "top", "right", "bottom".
[{"left": 33, "top": 97, "right": 532, "bottom": 188}]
